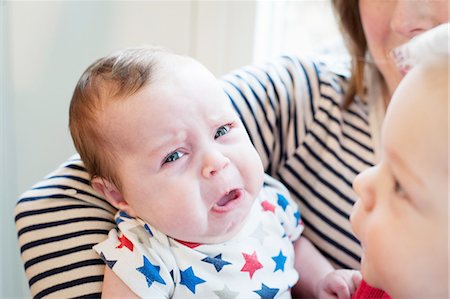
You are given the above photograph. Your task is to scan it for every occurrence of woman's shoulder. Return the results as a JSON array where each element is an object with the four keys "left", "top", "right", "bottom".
[
  {"left": 222, "top": 52, "right": 350, "bottom": 83},
  {"left": 16, "top": 154, "right": 113, "bottom": 211},
  {"left": 311, "top": 52, "right": 351, "bottom": 82},
  {"left": 221, "top": 52, "right": 351, "bottom": 108},
  {"left": 15, "top": 154, "right": 116, "bottom": 298}
]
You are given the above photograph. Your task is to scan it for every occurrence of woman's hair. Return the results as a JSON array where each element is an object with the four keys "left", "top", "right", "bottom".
[
  {"left": 331, "top": 0, "right": 369, "bottom": 108},
  {"left": 69, "top": 46, "right": 168, "bottom": 189}
]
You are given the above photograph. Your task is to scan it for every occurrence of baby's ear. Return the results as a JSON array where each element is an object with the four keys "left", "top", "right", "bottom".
[{"left": 91, "top": 177, "right": 136, "bottom": 217}]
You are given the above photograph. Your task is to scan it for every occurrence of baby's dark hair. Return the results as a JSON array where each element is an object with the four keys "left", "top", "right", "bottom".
[{"left": 69, "top": 46, "right": 168, "bottom": 189}]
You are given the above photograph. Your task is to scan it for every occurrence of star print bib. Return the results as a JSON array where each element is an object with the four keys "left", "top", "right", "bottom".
[{"left": 94, "top": 175, "right": 304, "bottom": 298}]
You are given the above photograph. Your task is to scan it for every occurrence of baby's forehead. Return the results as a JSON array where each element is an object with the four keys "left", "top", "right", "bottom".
[
  {"left": 158, "top": 53, "right": 200, "bottom": 73},
  {"left": 403, "top": 63, "right": 448, "bottom": 104},
  {"left": 386, "top": 63, "right": 448, "bottom": 171}
]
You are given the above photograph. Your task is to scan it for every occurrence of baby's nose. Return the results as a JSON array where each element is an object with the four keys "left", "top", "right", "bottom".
[
  {"left": 201, "top": 150, "right": 230, "bottom": 178},
  {"left": 353, "top": 167, "right": 376, "bottom": 211}
]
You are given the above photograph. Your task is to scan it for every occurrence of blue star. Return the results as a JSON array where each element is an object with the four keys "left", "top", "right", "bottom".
[
  {"left": 115, "top": 211, "right": 132, "bottom": 225},
  {"left": 144, "top": 223, "right": 154, "bottom": 237},
  {"left": 294, "top": 210, "right": 301, "bottom": 226},
  {"left": 119, "top": 210, "right": 132, "bottom": 218},
  {"left": 99, "top": 252, "right": 117, "bottom": 269},
  {"left": 202, "top": 254, "right": 232, "bottom": 272},
  {"left": 277, "top": 193, "right": 289, "bottom": 211},
  {"left": 272, "top": 250, "right": 287, "bottom": 272},
  {"left": 180, "top": 266, "right": 206, "bottom": 294},
  {"left": 254, "top": 283, "right": 279, "bottom": 299},
  {"left": 136, "top": 256, "right": 166, "bottom": 287}
]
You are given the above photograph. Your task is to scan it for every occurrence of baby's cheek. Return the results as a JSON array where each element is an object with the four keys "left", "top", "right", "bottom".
[
  {"left": 349, "top": 200, "right": 364, "bottom": 239},
  {"left": 241, "top": 145, "right": 264, "bottom": 192},
  {"left": 362, "top": 218, "right": 395, "bottom": 287}
]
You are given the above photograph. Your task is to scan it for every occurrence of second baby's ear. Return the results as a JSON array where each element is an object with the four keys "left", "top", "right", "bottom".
[{"left": 91, "top": 177, "right": 138, "bottom": 217}]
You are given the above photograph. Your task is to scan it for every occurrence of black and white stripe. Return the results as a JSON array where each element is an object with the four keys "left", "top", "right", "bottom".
[
  {"left": 15, "top": 157, "right": 115, "bottom": 298},
  {"left": 221, "top": 54, "right": 375, "bottom": 269}
]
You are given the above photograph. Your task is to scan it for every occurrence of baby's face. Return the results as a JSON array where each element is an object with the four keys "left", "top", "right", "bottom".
[
  {"left": 351, "top": 64, "right": 448, "bottom": 298},
  {"left": 101, "top": 55, "right": 264, "bottom": 244}
]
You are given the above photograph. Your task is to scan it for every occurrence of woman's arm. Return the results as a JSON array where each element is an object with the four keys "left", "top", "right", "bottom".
[
  {"left": 15, "top": 156, "right": 116, "bottom": 298},
  {"left": 293, "top": 237, "right": 362, "bottom": 299},
  {"left": 102, "top": 267, "right": 139, "bottom": 299},
  {"left": 292, "top": 236, "right": 335, "bottom": 298}
]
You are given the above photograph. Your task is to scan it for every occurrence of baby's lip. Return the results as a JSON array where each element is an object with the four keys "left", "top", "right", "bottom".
[{"left": 211, "top": 188, "right": 243, "bottom": 213}]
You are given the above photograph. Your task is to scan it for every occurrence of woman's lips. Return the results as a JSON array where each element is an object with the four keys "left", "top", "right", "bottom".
[{"left": 211, "top": 189, "right": 243, "bottom": 213}]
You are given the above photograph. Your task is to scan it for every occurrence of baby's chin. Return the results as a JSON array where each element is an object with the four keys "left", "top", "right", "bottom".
[
  {"left": 177, "top": 227, "right": 242, "bottom": 245},
  {"left": 359, "top": 256, "right": 370, "bottom": 279},
  {"left": 360, "top": 255, "right": 383, "bottom": 290},
  {"left": 185, "top": 210, "right": 253, "bottom": 244},
  {"left": 196, "top": 215, "right": 251, "bottom": 244}
]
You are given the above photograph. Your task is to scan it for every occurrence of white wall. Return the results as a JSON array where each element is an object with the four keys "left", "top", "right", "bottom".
[
  {"left": 1, "top": 0, "right": 22, "bottom": 297},
  {"left": 2, "top": 1, "right": 256, "bottom": 297},
  {"left": 254, "top": 0, "right": 343, "bottom": 63}
]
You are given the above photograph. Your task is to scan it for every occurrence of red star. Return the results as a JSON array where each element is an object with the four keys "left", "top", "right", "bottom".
[
  {"left": 116, "top": 234, "right": 134, "bottom": 251},
  {"left": 175, "top": 239, "right": 202, "bottom": 248},
  {"left": 241, "top": 251, "right": 263, "bottom": 279},
  {"left": 261, "top": 200, "right": 275, "bottom": 213}
]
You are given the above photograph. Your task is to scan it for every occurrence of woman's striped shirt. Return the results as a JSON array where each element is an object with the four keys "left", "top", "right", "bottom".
[{"left": 15, "top": 54, "right": 379, "bottom": 298}]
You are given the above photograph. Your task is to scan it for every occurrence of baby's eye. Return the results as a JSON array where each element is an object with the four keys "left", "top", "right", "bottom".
[
  {"left": 394, "top": 179, "right": 407, "bottom": 198},
  {"left": 164, "top": 151, "right": 184, "bottom": 164},
  {"left": 214, "top": 124, "right": 231, "bottom": 139}
]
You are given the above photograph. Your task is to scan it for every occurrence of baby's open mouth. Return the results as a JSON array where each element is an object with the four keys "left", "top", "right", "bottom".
[
  {"left": 212, "top": 189, "right": 243, "bottom": 212},
  {"left": 217, "top": 189, "right": 241, "bottom": 206}
]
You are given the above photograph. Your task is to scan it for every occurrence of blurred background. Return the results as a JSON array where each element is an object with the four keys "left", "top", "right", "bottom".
[{"left": 0, "top": 1, "right": 340, "bottom": 297}]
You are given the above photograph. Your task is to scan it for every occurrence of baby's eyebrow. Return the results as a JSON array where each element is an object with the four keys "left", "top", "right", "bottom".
[
  {"left": 386, "top": 146, "right": 424, "bottom": 189},
  {"left": 147, "top": 131, "right": 187, "bottom": 156}
]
